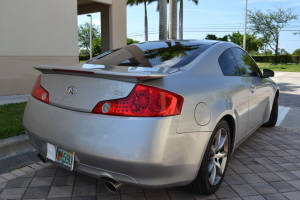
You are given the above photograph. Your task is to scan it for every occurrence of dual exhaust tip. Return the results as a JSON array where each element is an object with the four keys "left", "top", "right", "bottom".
[
  {"left": 37, "top": 154, "right": 123, "bottom": 192},
  {"left": 104, "top": 179, "right": 123, "bottom": 192}
]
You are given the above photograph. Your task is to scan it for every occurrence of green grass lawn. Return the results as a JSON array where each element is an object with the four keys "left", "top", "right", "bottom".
[
  {"left": 257, "top": 62, "right": 300, "bottom": 72},
  {"left": 0, "top": 102, "right": 26, "bottom": 140}
]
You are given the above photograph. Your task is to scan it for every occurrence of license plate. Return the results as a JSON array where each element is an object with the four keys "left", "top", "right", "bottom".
[
  {"left": 46, "top": 143, "right": 75, "bottom": 171},
  {"left": 55, "top": 148, "right": 75, "bottom": 171}
]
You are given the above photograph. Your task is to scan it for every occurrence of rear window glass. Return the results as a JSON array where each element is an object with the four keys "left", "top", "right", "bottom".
[{"left": 88, "top": 41, "right": 212, "bottom": 68}]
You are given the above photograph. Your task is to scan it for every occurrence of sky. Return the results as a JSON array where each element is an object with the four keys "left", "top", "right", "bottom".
[{"left": 78, "top": 0, "right": 300, "bottom": 54}]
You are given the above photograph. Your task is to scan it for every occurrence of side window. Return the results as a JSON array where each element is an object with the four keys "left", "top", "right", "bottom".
[
  {"left": 230, "top": 47, "right": 261, "bottom": 77},
  {"left": 218, "top": 49, "right": 241, "bottom": 76}
]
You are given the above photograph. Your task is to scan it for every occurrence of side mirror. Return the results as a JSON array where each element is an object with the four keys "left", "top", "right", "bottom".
[{"left": 263, "top": 69, "right": 274, "bottom": 78}]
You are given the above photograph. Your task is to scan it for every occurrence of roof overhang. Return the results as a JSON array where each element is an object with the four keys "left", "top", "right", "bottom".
[{"left": 77, "top": 0, "right": 112, "bottom": 6}]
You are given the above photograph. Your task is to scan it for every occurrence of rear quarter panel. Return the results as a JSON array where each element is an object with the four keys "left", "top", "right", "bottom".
[
  {"left": 142, "top": 43, "right": 241, "bottom": 133},
  {"left": 142, "top": 42, "right": 278, "bottom": 145}
]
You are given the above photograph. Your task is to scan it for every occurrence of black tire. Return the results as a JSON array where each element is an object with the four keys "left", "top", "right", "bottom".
[
  {"left": 187, "top": 120, "right": 231, "bottom": 195},
  {"left": 262, "top": 95, "right": 278, "bottom": 127}
]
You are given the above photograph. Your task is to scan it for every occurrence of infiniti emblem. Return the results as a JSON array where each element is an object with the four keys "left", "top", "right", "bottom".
[{"left": 66, "top": 86, "right": 78, "bottom": 94}]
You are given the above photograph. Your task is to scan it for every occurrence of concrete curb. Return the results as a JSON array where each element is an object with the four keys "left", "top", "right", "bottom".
[
  {"left": 0, "top": 94, "right": 29, "bottom": 105},
  {"left": 0, "top": 134, "right": 34, "bottom": 160},
  {"left": 274, "top": 126, "right": 300, "bottom": 133}
]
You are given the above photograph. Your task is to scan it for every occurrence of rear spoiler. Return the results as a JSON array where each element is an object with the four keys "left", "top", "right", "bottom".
[{"left": 33, "top": 64, "right": 177, "bottom": 82}]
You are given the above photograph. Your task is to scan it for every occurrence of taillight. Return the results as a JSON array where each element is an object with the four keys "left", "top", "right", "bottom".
[
  {"left": 31, "top": 75, "right": 50, "bottom": 104},
  {"left": 92, "top": 84, "right": 184, "bottom": 117}
]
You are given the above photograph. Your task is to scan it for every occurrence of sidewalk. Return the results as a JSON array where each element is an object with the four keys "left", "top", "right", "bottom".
[
  {"left": 0, "top": 94, "right": 30, "bottom": 105},
  {"left": 277, "top": 106, "right": 300, "bottom": 131}
]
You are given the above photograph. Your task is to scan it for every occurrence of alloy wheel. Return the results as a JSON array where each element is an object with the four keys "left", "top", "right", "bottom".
[{"left": 207, "top": 128, "right": 229, "bottom": 186}]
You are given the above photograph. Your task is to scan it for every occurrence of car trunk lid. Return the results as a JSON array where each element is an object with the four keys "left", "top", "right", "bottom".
[{"left": 34, "top": 64, "right": 178, "bottom": 112}]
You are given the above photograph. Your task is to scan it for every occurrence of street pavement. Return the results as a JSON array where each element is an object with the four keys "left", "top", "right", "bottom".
[{"left": 271, "top": 72, "right": 300, "bottom": 108}]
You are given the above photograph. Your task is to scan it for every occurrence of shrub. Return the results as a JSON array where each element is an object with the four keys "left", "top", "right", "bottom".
[
  {"left": 79, "top": 55, "right": 90, "bottom": 61},
  {"left": 252, "top": 55, "right": 299, "bottom": 63},
  {"left": 78, "top": 55, "right": 98, "bottom": 61},
  {"left": 292, "top": 48, "right": 300, "bottom": 56},
  {"left": 294, "top": 56, "right": 300, "bottom": 64}
]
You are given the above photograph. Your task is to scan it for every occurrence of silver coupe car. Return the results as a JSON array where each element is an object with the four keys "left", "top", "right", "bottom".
[{"left": 23, "top": 40, "right": 279, "bottom": 194}]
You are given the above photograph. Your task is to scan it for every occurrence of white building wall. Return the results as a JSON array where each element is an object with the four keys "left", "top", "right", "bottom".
[{"left": 0, "top": 0, "right": 79, "bottom": 95}]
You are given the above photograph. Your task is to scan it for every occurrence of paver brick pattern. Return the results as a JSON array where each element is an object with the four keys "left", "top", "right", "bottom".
[{"left": 1, "top": 127, "right": 300, "bottom": 199}]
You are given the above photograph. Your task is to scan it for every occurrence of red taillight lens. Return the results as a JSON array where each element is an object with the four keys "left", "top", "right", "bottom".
[
  {"left": 31, "top": 75, "right": 50, "bottom": 104},
  {"left": 92, "top": 84, "right": 184, "bottom": 117}
]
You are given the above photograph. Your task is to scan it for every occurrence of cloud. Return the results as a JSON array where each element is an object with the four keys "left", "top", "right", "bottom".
[
  {"left": 287, "top": 2, "right": 300, "bottom": 7},
  {"left": 127, "top": 9, "right": 138, "bottom": 14},
  {"left": 92, "top": 19, "right": 101, "bottom": 26},
  {"left": 237, "top": 0, "right": 289, "bottom": 3},
  {"left": 147, "top": 5, "right": 158, "bottom": 9},
  {"left": 183, "top": 9, "right": 229, "bottom": 14}
]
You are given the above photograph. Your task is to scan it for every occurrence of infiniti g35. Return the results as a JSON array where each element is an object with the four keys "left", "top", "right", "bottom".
[{"left": 23, "top": 40, "right": 279, "bottom": 194}]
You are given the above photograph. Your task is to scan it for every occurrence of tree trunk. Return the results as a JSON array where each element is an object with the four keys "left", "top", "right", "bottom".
[
  {"left": 144, "top": 1, "right": 148, "bottom": 41},
  {"left": 169, "top": 0, "right": 177, "bottom": 40},
  {"left": 274, "top": 31, "right": 279, "bottom": 63},
  {"left": 159, "top": 0, "right": 167, "bottom": 40},
  {"left": 275, "top": 38, "right": 279, "bottom": 63},
  {"left": 179, "top": 0, "right": 183, "bottom": 40}
]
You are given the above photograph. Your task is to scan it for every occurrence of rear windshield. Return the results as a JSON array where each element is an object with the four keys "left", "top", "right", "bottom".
[{"left": 88, "top": 41, "right": 212, "bottom": 68}]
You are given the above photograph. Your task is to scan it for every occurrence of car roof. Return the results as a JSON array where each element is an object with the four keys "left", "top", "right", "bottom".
[{"left": 135, "top": 39, "right": 220, "bottom": 46}]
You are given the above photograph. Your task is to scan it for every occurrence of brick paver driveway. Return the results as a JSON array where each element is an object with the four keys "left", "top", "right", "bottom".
[{"left": 1, "top": 127, "right": 300, "bottom": 199}]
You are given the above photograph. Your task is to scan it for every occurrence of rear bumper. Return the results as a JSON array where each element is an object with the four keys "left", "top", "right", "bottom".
[{"left": 23, "top": 97, "right": 212, "bottom": 188}]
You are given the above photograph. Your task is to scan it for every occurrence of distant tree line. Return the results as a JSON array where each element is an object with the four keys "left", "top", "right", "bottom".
[
  {"left": 205, "top": 7, "right": 299, "bottom": 62},
  {"left": 205, "top": 32, "right": 300, "bottom": 57},
  {"left": 205, "top": 32, "right": 264, "bottom": 54}
]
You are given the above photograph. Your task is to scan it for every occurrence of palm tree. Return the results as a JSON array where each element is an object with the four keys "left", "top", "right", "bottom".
[
  {"left": 179, "top": 0, "right": 198, "bottom": 40},
  {"left": 157, "top": 0, "right": 199, "bottom": 40},
  {"left": 159, "top": 0, "right": 167, "bottom": 40},
  {"left": 127, "top": 0, "right": 156, "bottom": 41},
  {"left": 169, "top": 0, "right": 177, "bottom": 40}
]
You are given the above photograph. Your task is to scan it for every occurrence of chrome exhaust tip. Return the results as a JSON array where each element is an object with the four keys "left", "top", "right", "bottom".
[
  {"left": 104, "top": 179, "right": 123, "bottom": 192},
  {"left": 37, "top": 154, "right": 47, "bottom": 163}
]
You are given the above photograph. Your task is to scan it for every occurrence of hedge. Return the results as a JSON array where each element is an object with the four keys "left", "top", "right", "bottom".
[
  {"left": 79, "top": 55, "right": 98, "bottom": 61},
  {"left": 252, "top": 55, "right": 300, "bottom": 64}
]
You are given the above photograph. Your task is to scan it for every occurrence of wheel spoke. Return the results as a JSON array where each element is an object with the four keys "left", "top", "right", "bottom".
[
  {"left": 216, "top": 159, "right": 224, "bottom": 176},
  {"left": 215, "top": 159, "right": 221, "bottom": 171},
  {"left": 211, "top": 145, "right": 216, "bottom": 155},
  {"left": 216, "top": 133, "right": 227, "bottom": 152},
  {"left": 208, "top": 158, "right": 214, "bottom": 173},
  {"left": 214, "top": 130, "right": 221, "bottom": 149},
  {"left": 215, "top": 156, "right": 227, "bottom": 175},
  {"left": 209, "top": 165, "right": 216, "bottom": 185},
  {"left": 215, "top": 151, "right": 228, "bottom": 159}
]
